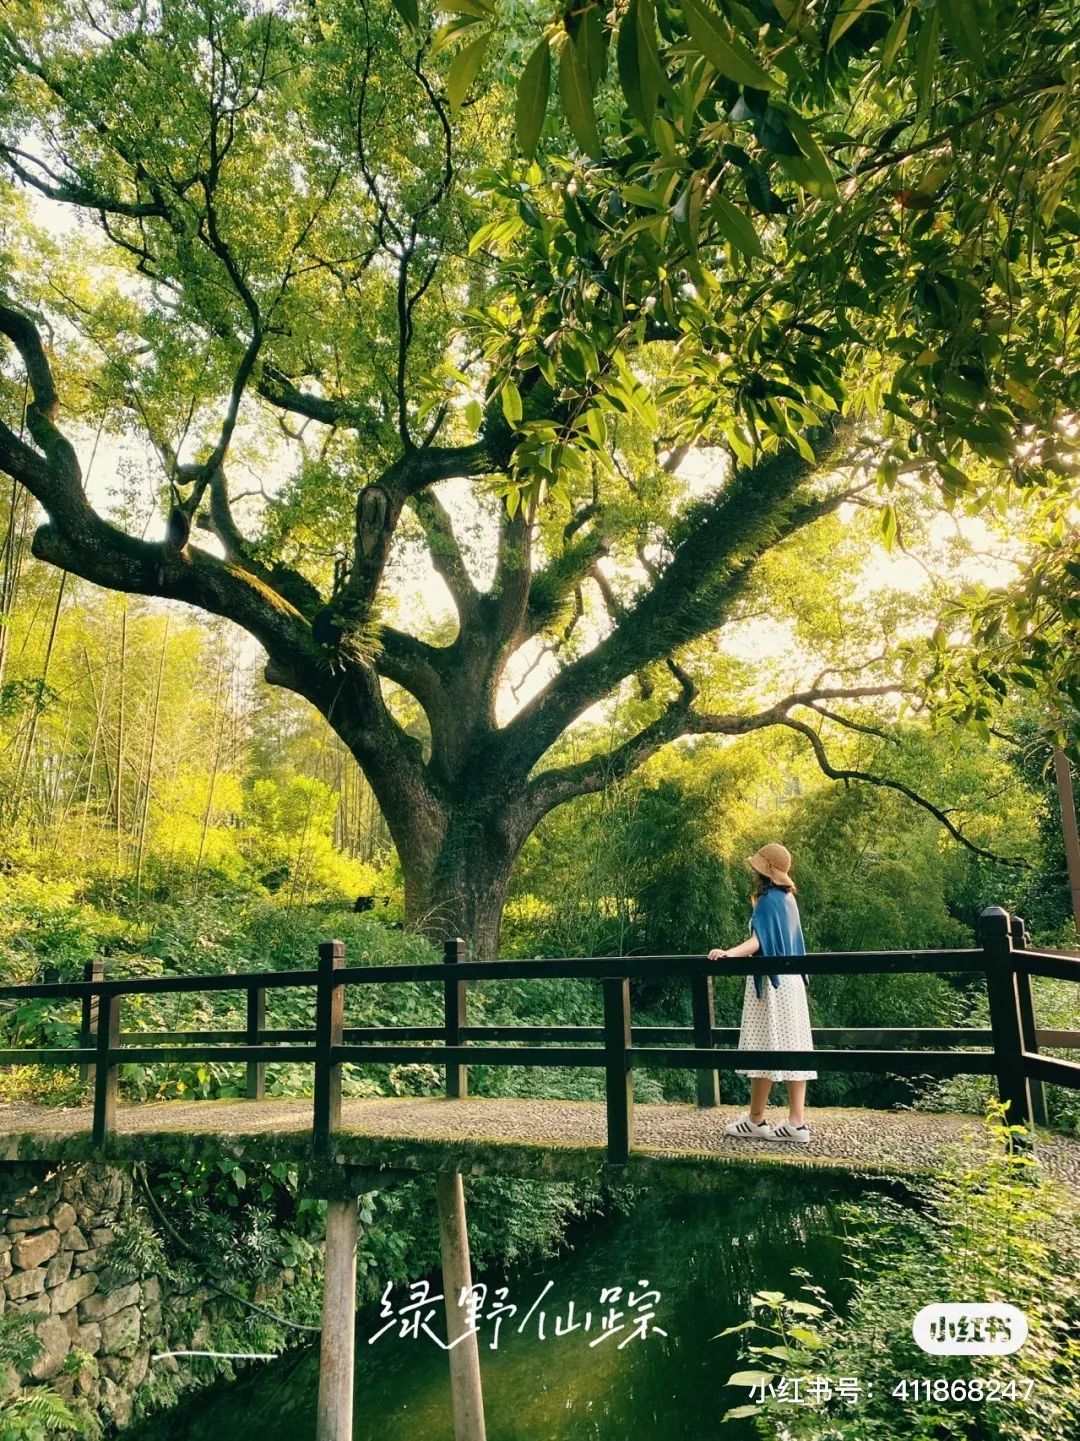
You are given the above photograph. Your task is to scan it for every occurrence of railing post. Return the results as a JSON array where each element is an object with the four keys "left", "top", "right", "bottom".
[
  {"left": 79, "top": 958, "right": 103, "bottom": 1088},
  {"left": 690, "top": 970, "right": 719, "bottom": 1108},
  {"left": 444, "top": 937, "right": 467, "bottom": 1099},
  {"left": 603, "top": 977, "right": 633, "bottom": 1164},
  {"left": 981, "top": 906, "right": 1032, "bottom": 1132},
  {"left": 1011, "top": 915, "right": 1047, "bottom": 1126},
  {"left": 313, "top": 940, "right": 345, "bottom": 1160},
  {"left": 246, "top": 981, "right": 266, "bottom": 1101},
  {"left": 91, "top": 988, "right": 120, "bottom": 1146}
]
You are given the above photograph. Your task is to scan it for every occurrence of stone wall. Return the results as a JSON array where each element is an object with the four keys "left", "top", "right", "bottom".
[{"left": 0, "top": 1162, "right": 300, "bottom": 1432}]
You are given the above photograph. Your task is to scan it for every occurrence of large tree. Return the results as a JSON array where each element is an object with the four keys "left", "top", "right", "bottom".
[{"left": 0, "top": 1, "right": 1074, "bottom": 955}]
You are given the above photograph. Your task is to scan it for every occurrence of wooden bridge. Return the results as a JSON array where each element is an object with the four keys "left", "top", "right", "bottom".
[
  {"left": 2, "top": 906, "right": 1078, "bottom": 1182},
  {"left": 3, "top": 905, "right": 1080, "bottom": 1441}
]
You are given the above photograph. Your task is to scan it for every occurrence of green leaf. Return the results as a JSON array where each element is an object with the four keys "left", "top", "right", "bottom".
[
  {"left": 793, "top": 430, "right": 815, "bottom": 462},
  {"left": 581, "top": 1, "right": 608, "bottom": 93},
  {"left": 938, "top": 0, "right": 986, "bottom": 62},
  {"left": 754, "top": 106, "right": 801, "bottom": 157},
  {"left": 389, "top": 0, "right": 419, "bottom": 29},
  {"left": 681, "top": 0, "right": 778, "bottom": 90},
  {"left": 880, "top": 501, "right": 897, "bottom": 551},
  {"left": 617, "top": 4, "right": 648, "bottom": 124},
  {"left": 464, "top": 399, "right": 483, "bottom": 430},
  {"left": 784, "top": 1299, "right": 826, "bottom": 1317},
  {"left": 915, "top": 7, "right": 940, "bottom": 113},
  {"left": 880, "top": 2, "right": 914, "bottom": 73},
  {"left": 673, "top": 172, "right": 704, "bottom": 254},
  {"left": 622, "top": 182, "right": 667, "bottom": 209},
  {"left": 774, "top": 105, "right": 837, "bottom": 199},
  {"left": 447, "top": 31, "right": 490, "bottom": 117},
  {"left": 559, "top": 34, "right": 601, "bottom": 159},
  {"left": 501, "top": 379, "right": 523, "bottom": 425},
  {"left": 827, "top": 0, "right": 876, "bottom": 50},
  {"left": 637, "top": 0, "right": 672, "bottom": 121},
  {"left": 722, "top": 1405, "right": 761, "bottom": 1420},
  {"left": 516, "top": 39, "right": 551, "bottom": 158},
  {"left": 938, "top": 461, "right": 970, "bottom": 497},
  {"left": 711, "top": 193, "right": 762, "bottom": 258},
  {"left": 727, "top": 1369, "right": 776, "bottom": 1386}
]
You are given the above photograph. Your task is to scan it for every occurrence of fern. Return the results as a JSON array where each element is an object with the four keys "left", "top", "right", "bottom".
[
  {"left": 0, "top": 1386, "right": 97, "bottom": 1441},
  {"left": 0, "top": 1312, "right": 45, "bottom": 1372}
]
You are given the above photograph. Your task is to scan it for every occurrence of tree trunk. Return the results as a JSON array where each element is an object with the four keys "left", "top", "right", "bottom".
[{"left": 398, "top": 806, "right": 521, "bottom": 961}]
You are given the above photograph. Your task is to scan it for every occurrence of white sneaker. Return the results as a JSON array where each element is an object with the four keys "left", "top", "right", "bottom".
[
  {"left": 724, "top": 1112, "right": 776, "bottom": 1139},
  {"left": 771, "top": 1121, "right": 811, "bottom": 1145}
]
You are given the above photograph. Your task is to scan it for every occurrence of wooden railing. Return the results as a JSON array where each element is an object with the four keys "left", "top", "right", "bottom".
[{"left": 1, "top": 907, "right": 1078, "bottom": 1164}]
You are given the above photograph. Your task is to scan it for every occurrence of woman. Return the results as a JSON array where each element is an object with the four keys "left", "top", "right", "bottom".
[{"left": 708, "top": 842, "right": 817, "bottom": 1144}]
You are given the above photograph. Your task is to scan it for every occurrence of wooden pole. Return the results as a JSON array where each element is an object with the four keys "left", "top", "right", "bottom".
[
  {"left": 981, "top": 906, "right": 1032, "bottom": 1133},
  {"left": 444, "top": 937, "right": 467, "bottom": 1098},
  {"left": 603, "top": 977, "right": 633, "bottom": 1163},
  {"left": 316, "top": 1195, "right": 357, "bottom": 1441},
  {"left": 436, "top": 1172, "right": 487, "bottom": 1441},
  {"left": 79, "top": 958, "right": 103, "bottom": 1088},
  {"left": 313, "top": 940, "right": 345, "bottom": 1159},
  {"left": 1011, "top": 916, "right": 1047, "bottom": 1126},
  {"left": 246, "top": 982, "right": 266, "bottom": 1101},
  {"left": 92, "top": 989, "right": 119, "bottom": 1145},
  {"left": 690, "top": 971, "right": 719, "bottom": 1107}
]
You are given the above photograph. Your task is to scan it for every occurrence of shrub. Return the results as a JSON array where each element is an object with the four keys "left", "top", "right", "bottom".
[{"left": 720, "top": 1101, "right": 1080, "bottom": 1438}]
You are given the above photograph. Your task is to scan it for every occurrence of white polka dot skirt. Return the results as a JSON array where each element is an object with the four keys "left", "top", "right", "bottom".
[{"left": 736, "top": 973, "right": 817, "bottom": 1080}]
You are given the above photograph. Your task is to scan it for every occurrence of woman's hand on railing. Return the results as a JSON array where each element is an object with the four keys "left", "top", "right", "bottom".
[{"left": 707, "top": 948, "right": 728, "bottom": 960}]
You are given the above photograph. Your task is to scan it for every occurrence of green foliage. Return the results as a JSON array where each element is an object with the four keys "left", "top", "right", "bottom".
[
  {"left": 0, "top": 1390, "right": 96, "bottom": 1441},
  {"left": 466, "top": 0, "right": 1080, "bottom": 484},
  {"left": 506, "top": 717, "right": 1057, "bottom": 1109},
  {"left": 107, "top": 1210, "right": 176, "bottom": 1285},
  {"left": 720, "top": 1101, "right": 1080, "bottom": 1438},
  {"left": 0, "top": 1314, "right": 98, "bottom": 1441},
  {"left": 915, "top": 975, "right": 1080, "bottom": 1136},
  {"left": 0, "top": 1312, "right": 44, "bottom": 1376},
  {"left": 437, "top": 0, "right": 1080, "bottom": 737},
  {"left": 0, "top": 873, "right": 104, "bottom": 984}
]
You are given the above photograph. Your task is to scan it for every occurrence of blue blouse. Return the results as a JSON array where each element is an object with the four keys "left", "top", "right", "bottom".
[{"left": 748, "top": 886, "right": 807, "bottom": 999}]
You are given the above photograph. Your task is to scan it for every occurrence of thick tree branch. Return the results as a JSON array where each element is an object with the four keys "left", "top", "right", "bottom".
[
  {"left": 256, "top": 364, "right": 347, "bottom": 426},
  {"left": 0, "top": 142, "right": 167, "bottom": 218},
  {"left": 525, "top": 525, "right": 612, "bottom": 638},
  {"left": 523, "top": 683, "right": 901, "bottom": 819},
  {"left": 377, "top": 625, "right": 448, "bottom": 719},
  {"left": 408, "top": 489, "right": 481, "bottom": 625},
  {"left": 483, "top": 501, "right": 533, "bottom": 654},
  {"left": 0, "top": 301, "right": 432, "bottom": 812},
  {"left": 524, "top": 682, "right": 1024, "bottom": 866},
  {"left": 776, "top": 715, "right": 1031, "bottom": 867},
  {"left": 501, "top": 424, "right": 852, "bottom": 779}
]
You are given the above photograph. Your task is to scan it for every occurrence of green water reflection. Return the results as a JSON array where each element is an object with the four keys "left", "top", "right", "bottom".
[{"left": 129, "top": 1178, "right": 848, "bottom": 1441}]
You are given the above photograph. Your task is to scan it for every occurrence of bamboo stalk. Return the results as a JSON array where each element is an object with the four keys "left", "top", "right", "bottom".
[
  {"left": 193, "top": 651, "right": 230, "bottom": 897},
  {"left": 136, "top": 617, "right": 170, "bottom": 904},
  {"left": 114, "top": 600, "right": 127, "bottom": 868},
  {"left": 11, "top": 566, "right": 67, "bottom": 819}
]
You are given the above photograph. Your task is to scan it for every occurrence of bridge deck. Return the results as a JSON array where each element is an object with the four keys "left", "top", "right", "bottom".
[{"left": 3, "top": 1098, "right": 1079, "bottom": 1191}]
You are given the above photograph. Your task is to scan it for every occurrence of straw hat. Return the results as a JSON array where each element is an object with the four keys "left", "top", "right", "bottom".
[{"left": 747, "top": 842, "right": 794, "bottom": 889}]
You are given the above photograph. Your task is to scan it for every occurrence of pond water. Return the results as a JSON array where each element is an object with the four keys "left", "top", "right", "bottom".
[{"left": 129, "top": 1177, "right": 850, "bottom": 1441}]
